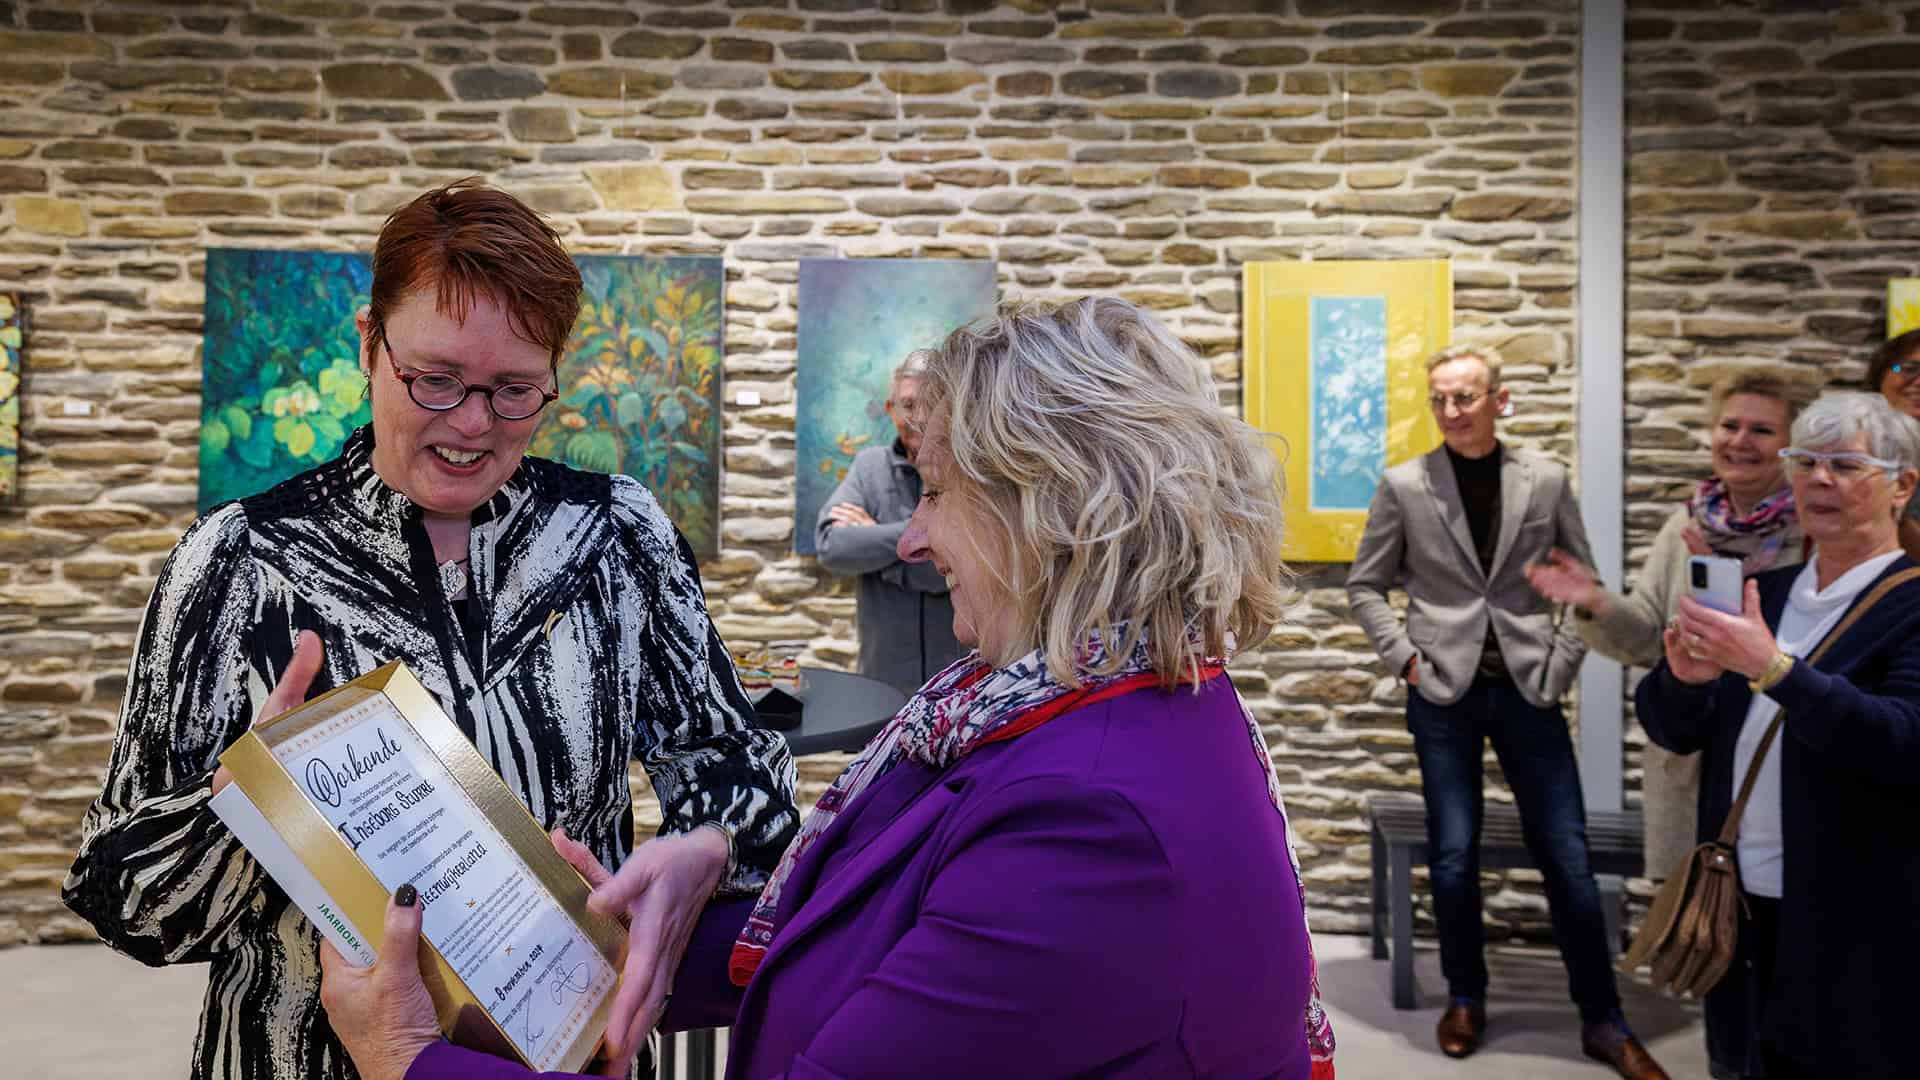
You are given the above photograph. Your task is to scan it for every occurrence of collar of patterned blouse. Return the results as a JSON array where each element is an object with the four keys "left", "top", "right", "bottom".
[{"left": 241, "top": 424, "right": 624, "bottom": 701}]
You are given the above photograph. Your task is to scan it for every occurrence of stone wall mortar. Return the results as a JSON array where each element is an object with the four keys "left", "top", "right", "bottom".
[{"left": 4, "top": 0, "right": 1596, "bottom": 947}]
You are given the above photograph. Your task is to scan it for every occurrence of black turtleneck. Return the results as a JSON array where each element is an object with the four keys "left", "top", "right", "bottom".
[
  {"left": 1448, "top": 442, "right": 1508, "bottom": 679},
  {"left": 1448, "top": 442, "right": 1502, "bottom": 574}
]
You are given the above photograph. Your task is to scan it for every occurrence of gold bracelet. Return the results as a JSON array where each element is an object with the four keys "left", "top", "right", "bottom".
[{"left": 1748, "top": 652, "right": 1794, "bottom": 693}]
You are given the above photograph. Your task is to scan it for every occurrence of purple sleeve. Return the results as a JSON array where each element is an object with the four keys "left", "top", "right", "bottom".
[
  {"left": 405, "top": 1041, "right": 588, "bottom": 1080},
  {"left": 767, "top": 777, "right": 1253, "bottom": 1079},
  {"left": 659, "top": 896, "right": 754, "bottom": 1033}
]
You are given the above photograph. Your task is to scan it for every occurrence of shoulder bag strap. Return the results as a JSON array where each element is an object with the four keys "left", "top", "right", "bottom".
[{"left": 1714, "top": 565, "right": 1920, "bottom": 846}]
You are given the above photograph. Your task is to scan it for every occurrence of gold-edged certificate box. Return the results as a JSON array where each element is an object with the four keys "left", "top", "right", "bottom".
[{"left": 211, "top": 660, "right": 627, "bottom": 1074}]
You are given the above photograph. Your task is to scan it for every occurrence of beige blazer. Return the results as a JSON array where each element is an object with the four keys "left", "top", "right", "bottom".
[{"left": 1346, "top": 444, "right": 1594, "bottom": 709}]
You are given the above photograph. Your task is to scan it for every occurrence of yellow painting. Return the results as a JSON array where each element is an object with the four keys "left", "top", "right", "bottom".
[
  {"left": 1244, "top": 259, "right": 1451, "bottom": 562},
  {"left": 1889, "top": 279, "right": 1920, "bottom": 337}
]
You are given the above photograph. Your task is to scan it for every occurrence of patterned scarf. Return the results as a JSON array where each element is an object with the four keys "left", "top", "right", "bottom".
[
  {"left": 1689, "top": 476, "right": 1801, "bottom": 575},
  {"left": 728, "top": 628, "right": 1337, "bottom": 1077}
]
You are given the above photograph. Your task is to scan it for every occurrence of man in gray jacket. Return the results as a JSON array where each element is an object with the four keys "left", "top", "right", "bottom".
[
  {"left": 1346, "top": 345, "right": 1667, "bottom": 1080},
  {"left": 815, "top": 355, "right": 964, "bottom": 696}
]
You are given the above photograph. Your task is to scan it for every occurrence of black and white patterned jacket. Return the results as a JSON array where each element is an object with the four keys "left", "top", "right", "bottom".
[{"left": 63, "top": 427, "right": 798, "bottom": 1080}]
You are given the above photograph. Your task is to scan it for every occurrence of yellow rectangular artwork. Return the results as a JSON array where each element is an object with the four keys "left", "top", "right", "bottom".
[
  {"left": 1889, "top": 279, "right": 1920, "bottom": 337},
  {"left": 1244, "top": 259, "right": 1451, "bottom": 562}
]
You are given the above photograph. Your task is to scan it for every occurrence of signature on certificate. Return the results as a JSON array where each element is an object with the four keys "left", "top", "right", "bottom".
[
  {"left": 518, "top": 1003, "right": 546, "bottom": 1055},
  {"left": 550, "top": 961, "right": 594, "bottom": 1005}
]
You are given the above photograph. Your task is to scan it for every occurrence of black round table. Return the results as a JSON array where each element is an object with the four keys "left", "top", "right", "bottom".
[{"left": 753, "top": 666, "right": 906, "bottom": 756}]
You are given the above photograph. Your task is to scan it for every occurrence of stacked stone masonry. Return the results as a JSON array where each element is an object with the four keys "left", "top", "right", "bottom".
[{"left": 0, "top": 0, "right": 1907, "bottom": 952}]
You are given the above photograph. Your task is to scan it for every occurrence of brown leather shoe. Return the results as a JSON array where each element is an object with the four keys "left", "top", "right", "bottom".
[
  {"left": 1580, "top": 1019, "right": 1671, "bottom": 1080},
  {"left": 1436, "top": 999, "right": 1486, "bottom": 1058}
]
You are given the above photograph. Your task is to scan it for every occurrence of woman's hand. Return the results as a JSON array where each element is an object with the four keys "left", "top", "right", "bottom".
[
  {"left": 318, "top": 887, "right": 442, "bottom": 1080},
  {"left": 582, "top": 827, "right": 729, "bottom": 1078},
  {"left": 1524, "top": 547, "right": 1609, "bottom": 615},
  {"left": 1660, "top": 616, "right": 1725, "bottom": 685},
  {"left": 550, "top": 827, "right": 614, "bottom": 893},
  {"left": 1670, "top": 580, "right": 1778, "bottom": 681},
  {"left": 211, "top": 630, "right": 324, "bottom": 795}
]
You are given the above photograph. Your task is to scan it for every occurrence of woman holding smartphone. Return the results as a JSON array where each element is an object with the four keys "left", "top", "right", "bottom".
[
  {"left": 1525, "top": 371, "right": 1810, "bottom": 881},
  {"left": 1636, "top": 390, "right": 1920, "bottom": 1080}
]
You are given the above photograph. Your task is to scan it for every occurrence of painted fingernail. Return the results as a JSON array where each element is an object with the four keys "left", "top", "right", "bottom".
[{"left": 396, "top": 883, "right": 418, "bottom": 907}]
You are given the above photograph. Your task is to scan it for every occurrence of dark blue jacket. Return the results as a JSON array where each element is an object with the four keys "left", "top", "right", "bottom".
[{"left": 1636, "top": 557, "right": 1920, "bottom": 1079}]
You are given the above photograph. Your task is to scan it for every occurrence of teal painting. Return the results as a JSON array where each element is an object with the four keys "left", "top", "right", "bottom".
[
  {"left": 793, "top": 258, "right": 997, "bottom": 555},
  {"left": 198, "top": 248, "right": 373, "bottom": 511},
  {"left": 1, "top": 294, "right": 21, "bottom": 501},
  {"left": 528, "top": 255, "right": 724, "bottom": 558},
  {"left": 197, "top": 250, "right": 724, "bottom": 554}
]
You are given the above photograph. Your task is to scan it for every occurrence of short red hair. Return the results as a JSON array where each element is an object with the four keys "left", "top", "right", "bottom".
[{"left": 367, "top": 177, "right": 581, "bottom": 362}]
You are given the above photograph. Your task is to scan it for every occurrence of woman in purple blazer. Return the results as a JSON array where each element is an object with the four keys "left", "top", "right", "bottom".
[{"left": 321, "top": 297, "right": 1335, "bottom": 1080}]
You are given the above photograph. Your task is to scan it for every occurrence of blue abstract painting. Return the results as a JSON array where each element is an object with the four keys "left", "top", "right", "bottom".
[
  {"left": 793, "top": 258, "right": 997, "bottom": 555},
  {"left": 1308, "top": 295, "right": 1388, "bottom": 512}
]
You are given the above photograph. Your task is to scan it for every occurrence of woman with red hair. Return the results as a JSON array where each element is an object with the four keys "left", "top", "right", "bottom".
[{"left": 65, "top": 180, "right": 797, "bottom": 1080}]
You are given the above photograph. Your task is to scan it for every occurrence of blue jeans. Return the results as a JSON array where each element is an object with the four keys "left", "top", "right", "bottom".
[{"left": 1407, "top": 676, "right": 1620, "bottom": 1023}]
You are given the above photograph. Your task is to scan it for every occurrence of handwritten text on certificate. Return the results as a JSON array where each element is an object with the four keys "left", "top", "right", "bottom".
[{"left": 272, "top": 694, "right": 616, "bottom": 1071}]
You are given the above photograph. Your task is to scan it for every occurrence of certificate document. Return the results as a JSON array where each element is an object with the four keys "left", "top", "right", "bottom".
[{"left": 215, "top": 661, "right": 625, "bottom": 1074}]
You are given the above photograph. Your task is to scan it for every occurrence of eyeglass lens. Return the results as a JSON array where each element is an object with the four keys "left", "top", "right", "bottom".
[
  {"left": 1783, "top": 450, "right": 1881, "bottom": 478},
  {"left": 408, "top": 373, "right": 548, "bottom": 419},
  {"left": 386, "top": 336, "right": 551, "bottom": 420}
]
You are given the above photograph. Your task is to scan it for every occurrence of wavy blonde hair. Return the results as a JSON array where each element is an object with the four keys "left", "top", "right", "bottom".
[{"left": 914, "top": 296, "right": 1295, "bottom": 688}]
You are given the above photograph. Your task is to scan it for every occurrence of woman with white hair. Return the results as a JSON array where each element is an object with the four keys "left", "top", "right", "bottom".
[
  {"left": 1636, "top": 390, "right": 1920, "bottom": 1080},
  {"left": 320, "top": 297, "right": 1335, "bottom": 1080}
]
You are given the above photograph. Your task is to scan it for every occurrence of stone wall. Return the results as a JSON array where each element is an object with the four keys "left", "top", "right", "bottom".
[
  {"left": 1, "top": 0, "right": 1632, "bottom": 949},
  {"left": 1624, "top": 2, "right": 1917, "bottom": 512}
]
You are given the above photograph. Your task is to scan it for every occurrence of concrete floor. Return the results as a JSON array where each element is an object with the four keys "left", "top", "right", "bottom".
[{"left": 0, "top": 934, "right": 1709, "bottom": 1079}]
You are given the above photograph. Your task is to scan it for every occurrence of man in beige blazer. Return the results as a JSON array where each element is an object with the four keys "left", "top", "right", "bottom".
[{"left": 1347, "top": 346, "right": 1667, "bottom": 1080}]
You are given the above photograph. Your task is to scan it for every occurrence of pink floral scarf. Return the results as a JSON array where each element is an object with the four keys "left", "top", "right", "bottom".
[{"left": 1689, "top": 476, "right": 1801, "bottom": 574}]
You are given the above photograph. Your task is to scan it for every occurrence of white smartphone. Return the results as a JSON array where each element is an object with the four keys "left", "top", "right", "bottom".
[{"left": 1687, "top": 555, "right": 1743, "bottom": 615}]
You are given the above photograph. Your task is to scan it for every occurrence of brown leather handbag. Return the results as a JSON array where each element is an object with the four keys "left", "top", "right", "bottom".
[{"left": 1620, "top": 566, "right": 1920, "bottom": 997}]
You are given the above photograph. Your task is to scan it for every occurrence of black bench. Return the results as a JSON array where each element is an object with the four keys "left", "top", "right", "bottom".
[{"left": 1368, "top": 791, "right": 1645, "bottom": 1009}]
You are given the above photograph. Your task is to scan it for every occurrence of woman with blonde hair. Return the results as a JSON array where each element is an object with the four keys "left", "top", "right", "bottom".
[
  {"left": 1527, "top": 369, "right": 1810, "bottom": 879},
  {"left": 322, "top": 297, "right": 1336, "bottom": 1079}
]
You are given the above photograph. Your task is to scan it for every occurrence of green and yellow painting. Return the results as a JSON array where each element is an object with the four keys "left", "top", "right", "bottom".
[
  {"left": 0, "top": 294, "right": 22, "bottom": 500},
  {"left": 198, "top": 248, "right": 373, "bottom": 511},
  {"left": 529, "top": 255, "right": 725, "bottom": 558},
  {"left": 197, "top": 250, "right": 725, "bottom": 554},
  {"left": 793, "top": 258, "right": 997, "bottom": 555}
]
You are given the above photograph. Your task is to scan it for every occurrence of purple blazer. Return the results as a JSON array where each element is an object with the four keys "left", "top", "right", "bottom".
[{"left": 410, "top": 675, "right": 1314, "bottom": 1080}]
